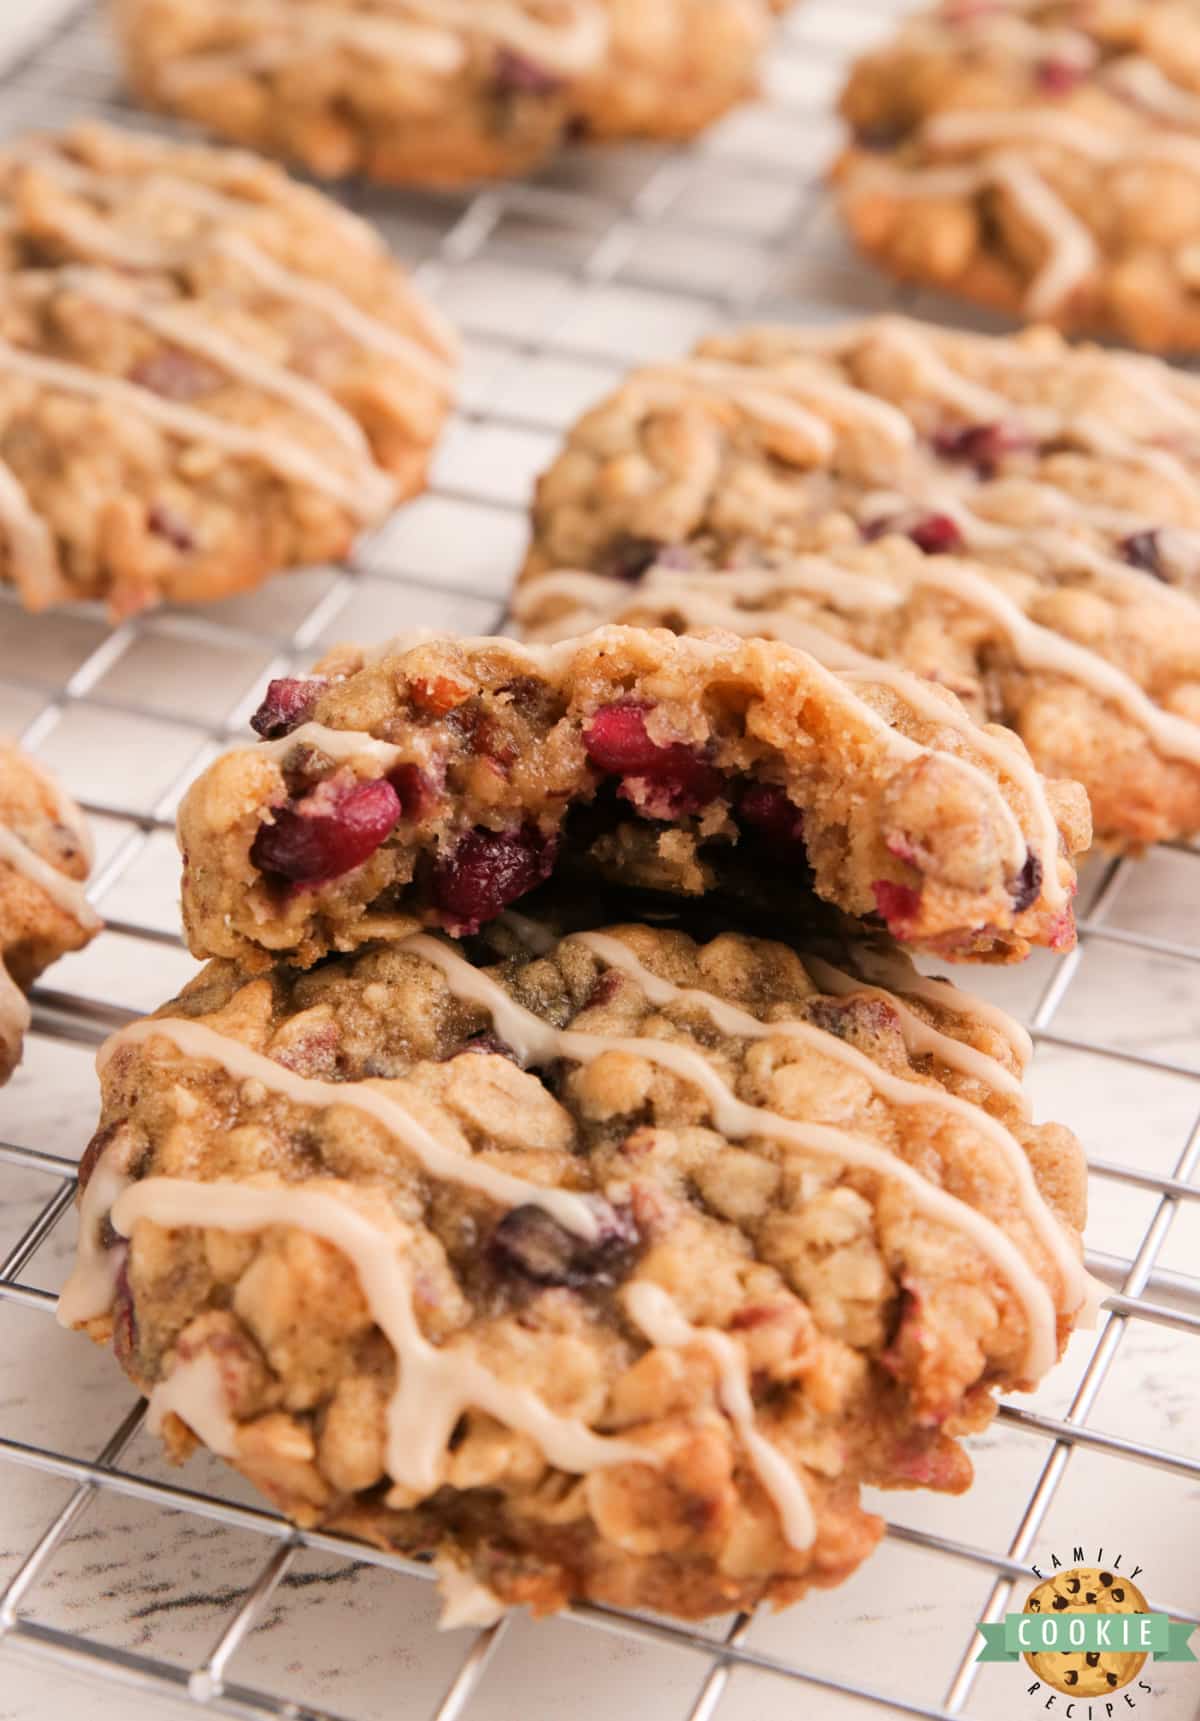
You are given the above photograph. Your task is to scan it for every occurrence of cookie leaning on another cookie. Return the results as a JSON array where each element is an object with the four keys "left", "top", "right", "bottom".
[
  {"left": 517, "top": 315, "right": 1200, "bottom": 850},
  {"left": 114, "top": 0, "right": 773, "bottom": 187},
  {"left": 835, "top": 0, "right": 1200, "bottom": 351},
  {"left": 0, "top": 740, "right": 100, "bottom": 1084},
  {"left": 176, "top": 626, "right": 1089, "bottom": 972},
  {"left": 0, "top": 123, "right": 456, "bottom": 617},
  {"left": 57, "top": 915, "right": 1092, "bottom": 1620}
]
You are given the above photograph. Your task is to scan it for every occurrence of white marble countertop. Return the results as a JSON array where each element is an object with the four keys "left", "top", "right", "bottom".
[{"left": 0, "top": 3, "right": 1197, "bottom": 1720}]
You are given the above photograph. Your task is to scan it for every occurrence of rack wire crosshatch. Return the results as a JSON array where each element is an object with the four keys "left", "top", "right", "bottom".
[{"left": 0, "top": 2, "right": 1197, "bottom": 1718}]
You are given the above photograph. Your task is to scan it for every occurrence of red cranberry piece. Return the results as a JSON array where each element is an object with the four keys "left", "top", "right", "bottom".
[
  {"left": 908, "top": 513, "right": 964, "bottom": 555},
  {"left": 432, "top": 824, "right": 557, "bottom": 935},
  {"left": 77, "top": 1118, "right": 127, "bottom": 1195},
  {"left": 737, "top": 783, "right": 807, "bottom": 856},
  {"left": 493, "top": 46, "right": 563, "bottom": 95},
  {"left": 873, "top": 879, "right": 923, "bottom": 932},
  {"left": 250, "top": 677, "right": 330, "bottom": 740},
  {"left": 601, "top": 535, "right": 664, "bottom": 584},
  {"left": 585, "top": 968, "right": 623, "bottom": 1010},
  {"left": 1047, "top": 907, "right": 1076, "bottom": 951},
  {"left": 454, "top": 1031, "right": 519, "bottom": 1062},
  {"left": 146, "top": 501, "right": 195, "bottom": 552},
  {"left": 1009, "top": 850, "right": 1044, "bottom": 914},
  {"left": 933, "top": 422, "right": 1032, "bottom": 478},
  {"left": 112, "top": 1261, "right": 138, "bottom": 1370},
  {"left": 1120, "top": 529, "right": 1166, "bottom": 581},
  {"left": 490, "top": 1203, "right": 640, "bottom": 1290},
  {"left": 129, "top": 348, "right": 224, "bottom": 401},
  {"left": 860, "top": 515, "right": 896, "bottom": 542},
  {"left": 584, "top": 701, "right": 724, "bottom": 819},
  {"left": 1035, "top": 57, "right": 1084, "bottom": 95},
  {"left": 251, "top": 772, "right": 402, "bottom": 883},
  {"left": 855, "top": 123, "right": 904, "bottom": 152},
  {"left": 387, "top": 761, "right": 439, "bottom": 821}
]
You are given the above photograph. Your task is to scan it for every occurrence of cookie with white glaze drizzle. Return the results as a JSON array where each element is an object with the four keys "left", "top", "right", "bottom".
[
  {"left": 0, "top": 738, "right": 100, "bottom": 1083},
  {"left": 175, "top": 625, "right": 1090, "bottom": 970},
  {"left": 114, "top": 0, "right": 773, "bottom": 188},
  {"left": 518, "top": 315, "right": 1200, "bottom": 849},
  {"left": 0, "top": 122, "right": 457, "bottom": 617},
  {"left": 836, "top": 0, "right": 1200, "bottom": 351},
  {"left": 57, "top": 915, "right": 1092, "bottom": 1621}
]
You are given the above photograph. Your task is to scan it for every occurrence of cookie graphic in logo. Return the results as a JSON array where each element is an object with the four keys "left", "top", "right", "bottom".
[{"left": 1023, "top": 1568, "right": 1150, "bottom": 1696}]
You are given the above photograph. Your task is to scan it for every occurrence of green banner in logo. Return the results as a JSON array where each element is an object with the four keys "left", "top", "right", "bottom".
[{"left": 976, "top": 1614, "right": 1197, "bottom": 1663}]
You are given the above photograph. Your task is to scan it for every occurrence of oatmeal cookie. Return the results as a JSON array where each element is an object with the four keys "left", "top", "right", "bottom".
[
  {"left": 518, "top": 315, "right": 1200, "bottom": 849},
  {"left": 0, "top": 739, "right": 100, "bottom": 1083},
  {"left": 0, "top": 122, "right": 457, "bottom": 617},
  {"left": 58, "top": 916, "right": 1092, "bottom": 1620},
  {"left": 114, "top": 0, "right": 769, "bottom": 187},
  {"left": 835, "top": 0, "right": 1200, "bottom": 351},
  {"left": 175, "top": 626, "right": 1088, "bottom": 971}
]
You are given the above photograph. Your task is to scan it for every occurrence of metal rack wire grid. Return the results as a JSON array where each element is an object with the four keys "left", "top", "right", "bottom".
[{"left": 0, "top": 1, "right": 1197, "bottom": 1718}]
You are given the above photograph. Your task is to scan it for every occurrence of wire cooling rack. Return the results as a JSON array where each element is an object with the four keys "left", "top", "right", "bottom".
[{"left": 0, "top": 2, "right": 1198, "bottom": 1719}]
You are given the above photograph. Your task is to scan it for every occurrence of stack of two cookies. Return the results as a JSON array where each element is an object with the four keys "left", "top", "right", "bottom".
[{"left": 59, "top": 615, "right": 1100, "bottom": 1623}]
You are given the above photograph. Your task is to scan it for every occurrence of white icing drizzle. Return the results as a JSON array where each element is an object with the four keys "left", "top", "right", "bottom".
[
  {"left": 837, "top": 943, "right": 1033, "bottom": 1066},
  {"left": 1105, "top": 55, "right": 1200, "bottom": 130},
  {"left": 499, "top": 901, "right": 1026, "bottom": 1101},
  {"left": 0, "top": 822, "right": 100, "bottom": 930},
  {"left": 736, "top": 637, "right": 1031, "bottom": 879},
  {"left": 629, "top": 371, "right": 835, "bottom": 462},
  {"left": 215, "top": 234, "right": 457, "bottom": 393},
  {"left": 798, "top": 953, "right": 1029, "bottom": 1109},
  {"left": 6, "top": 149, "right": 456, "bottom": 390},
  {"left": 403, "top": 933, "right": 1075, "bottom": 1377},
  {"left": 0, "top": 749, "right": 97, "bottom": 1079},
  {"left": 863, "top": 317, "right": 1012, "bottom": 423},
  {"left": 517, "top": 572, "right": 1054, "bottom": 904},
  {"left": 17, "top": 139, "right": 387, "bottom": 259},
  {"left": 244, "top": 623, "right": 1039, "bottom": 905},
  {"left": 575, "top": 921, "right": 1028, "bottom": 1100},
  {"left": 112, "top": 1175, "right": 649, "bottom": 1496},
  {"left": 855, "top": 153, "right": 1098, "bottom": 315},
  {"left": 516, "top": 562, "right": 902, "bottom": 624},
  {"left": 0, "top": 339, "right": 393, "bottom": 521},
  {"left": 160, "top": 0, "right": 609, "bottom": 80},
  {"left": 55, "top": 267, "right": 393, "bottom": 511},
  {"left": 924, "top": 109, "right": 1116, "bottom": 165},
  {"left": 164, "top": 14, "right": 468, "bottom": 81},
  {"left": 570, "top": 932, "right": 1069, "bottom": 1276},
  {"left": 886, "top": 559, "right": 1200, "bottom": 767},
  {"left": 146, "top": 1351, "right": 239, "bottom": 1455},
  {"left": 0, "top": 455, "right": 68, "bottom": 608},
  {"left": 254, "top": 720, "right": 407, "bottom": 770},
  {"left": 93, "top": 1016, "right": 602, "bottom": 1239},
  {"left": 56, "top": 1142, "right": 133, "bottom": 1327},
  {"left": 624, "top": 1281, "right": 815, "bottom": 1550},
  {"left": 988, "top": 154, "right": 1099, "bottom": 319},
  {"left": 677, "top": 358, "right": 915, "bottom": 455}
]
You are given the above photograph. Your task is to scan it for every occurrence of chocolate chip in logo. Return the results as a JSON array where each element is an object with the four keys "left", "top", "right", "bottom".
[
  {"left": 1086, "top": 1654, "right": 1101, "bottom": 1668},
  {"left": 1052, "top": 1596, "right": 1069, "bottom": 1611},
  {"left": 1099, "top": 1572, "right": 1114, "bottom": 1587},
  {"left": 1064, "top": 1672, "right": 1078, "bottom": 1687},
  {"left": 1111, "top": 1588, "right": 1125, "bottom": 1603}
]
